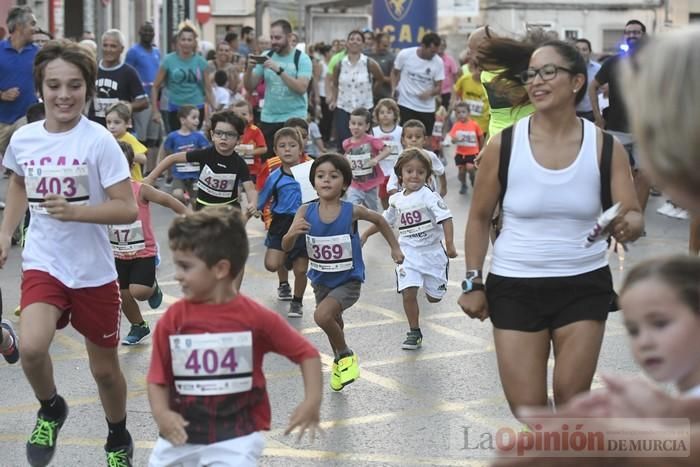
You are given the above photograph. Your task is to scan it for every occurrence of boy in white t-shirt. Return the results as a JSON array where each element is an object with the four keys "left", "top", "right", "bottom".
[
  {"left": 213, "top": 70, "right": 233, "bottom": 110},
  {"left": 0, "top": 41, "right": 139, "bottom": 466}
]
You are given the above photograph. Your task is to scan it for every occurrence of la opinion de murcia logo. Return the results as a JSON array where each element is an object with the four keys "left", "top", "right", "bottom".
[{"left": 386, "top": 0, "right": 413, "bottom": 21}]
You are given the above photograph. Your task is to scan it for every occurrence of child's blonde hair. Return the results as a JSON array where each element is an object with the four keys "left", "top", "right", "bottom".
[
  {"left": 373, "top": 98, "right": 400, "bottom": 125},
  {"left": 621, "top": 26, "right": 700, "bottom": 199},
  {"left": 105, "top": 101, "right": 132, "bottom": 123},
  {"left": 273, "top": 127, "right": 304, "bottom": 151}
]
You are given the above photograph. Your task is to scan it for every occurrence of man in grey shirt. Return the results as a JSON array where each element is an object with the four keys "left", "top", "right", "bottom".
[{"left": 366, "top": 32, "right": 395, "bottom": 103}]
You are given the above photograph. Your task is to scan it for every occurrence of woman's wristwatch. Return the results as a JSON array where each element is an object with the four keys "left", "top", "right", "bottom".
[{"left": 461, "top": 269, "right": 484, "bottom": 294}]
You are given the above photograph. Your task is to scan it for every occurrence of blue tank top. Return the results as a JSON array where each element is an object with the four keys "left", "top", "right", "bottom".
[{"left": 304, "top": 200, "right": 365, "bottom": 288}]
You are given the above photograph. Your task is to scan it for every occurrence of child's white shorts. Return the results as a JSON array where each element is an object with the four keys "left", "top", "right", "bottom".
[
  {"left": 149, "top": 431, "right": 265, "bottom": 467},
  {"left": 395, "top": 246, "right": 449, "bottom": 299}
]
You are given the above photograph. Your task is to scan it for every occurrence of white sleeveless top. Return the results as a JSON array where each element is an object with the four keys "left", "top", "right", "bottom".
[
  {"left": 336, "top": 54, "right": 374, "bottom": 113},
  {"left": 491, "top": 116, "right": 608, "bottom": 277}
]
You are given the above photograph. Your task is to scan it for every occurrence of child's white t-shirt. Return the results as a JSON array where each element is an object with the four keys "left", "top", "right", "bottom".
[
  {"left": 372, "top": 125, "right": 403, "bottom": 176},
  {"left": 383, "top": 185, "right": 452, "bottom": 249},
  {"left": 387, "top": 149, "right": 445, "bottom": 193},
  {"left": 213, "top": 85, "right": 232, "bottom": 109},
  {"left": 2, "top": 117, "right": 131, "bottom": 288}
]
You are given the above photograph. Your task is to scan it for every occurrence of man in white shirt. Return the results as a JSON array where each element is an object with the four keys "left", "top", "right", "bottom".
[
  {"left": 391, "top": 33, "right": 444, "bottom": 135},
  {"left": 574, "top": 38, "right": 601, "bottom": 122}
]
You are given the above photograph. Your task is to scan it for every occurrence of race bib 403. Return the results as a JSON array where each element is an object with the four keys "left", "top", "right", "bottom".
[{"left": 25, "top": 165, "right": 90, "bottom": 214}]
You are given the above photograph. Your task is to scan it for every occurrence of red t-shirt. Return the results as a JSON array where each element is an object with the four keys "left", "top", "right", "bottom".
[
  {"left": 240, "top": 124, "right": 266, "bottom": 176},
  {"left": 147, "top": 294, "right": 319, "bottom": 444},
  {"left": 449, "top": 120, "right": 483, "bottom": 156}
]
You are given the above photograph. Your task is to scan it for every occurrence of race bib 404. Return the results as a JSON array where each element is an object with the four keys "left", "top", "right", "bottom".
[
  {"left": 25, "top": 165, "right": 90, "bottom": 214},
  {"left": 170, "top": 331, "right": 253, "bottom": 396},
  {"left": 306, "top": 234, "right": 353, "bottom": 272}
]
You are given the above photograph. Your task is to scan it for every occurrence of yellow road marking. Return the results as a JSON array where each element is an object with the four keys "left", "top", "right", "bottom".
[{"left": 0, "top": 390, "right": 147, "bottom": 415}]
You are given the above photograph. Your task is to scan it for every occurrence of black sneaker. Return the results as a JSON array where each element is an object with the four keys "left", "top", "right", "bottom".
[
  {"left": 1, "top": 319, "right": 20, "bottom": 364},
  {"left": 105, "top": 433, "right": 134, "bottom": 467},
  {"left": 402, "top": 330, "right": 423, "bottom": 350},
  {"left": 148, "top": 279, "right": 163, "bottom": 309},
  {"left": 288, "top": 301, "right": 303, "bottom": 318},
  {"left": 26, "top": 402, "right": 68, "bottom": 467},
  {"left": 277, "top": 282, "right": 292, "bottom": 301}
]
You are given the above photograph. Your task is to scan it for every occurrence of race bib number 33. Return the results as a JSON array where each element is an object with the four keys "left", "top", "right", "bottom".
[
  {"left": 170, "top": 331, "right": 253, "bottom": 396},
  {"left": 347, "top": 153, "right": 373, "bottom": 177},
  {"left": 25, "top": 165, "right": 90, "bottom": 214}
]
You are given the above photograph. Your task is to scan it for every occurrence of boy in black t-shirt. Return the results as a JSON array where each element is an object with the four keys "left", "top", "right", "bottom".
[{"left": 145, "top": 110, "right": 258, "bottom": 215}]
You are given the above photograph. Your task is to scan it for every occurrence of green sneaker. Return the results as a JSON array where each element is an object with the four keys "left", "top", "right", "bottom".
[
  {"left": 148, "top": 280, "right": 163, "bottom": 309},
  {"left": 105, "top": 434, "right": 134, "bottom": 467},
  {"left": 330, "top": 360, "right": 343, "bottom": 391},
  {"left": 26, "top": 402, "right": 68, "bottom": 467},
  {"left": 121, "top": 323, "right": 151, "bottom": 346},
  {"left": 401, "top": 330, "right": 423, "bottom": 350},
  {"left": 337, "top": 353, "right": 360, "bottom": 388}
]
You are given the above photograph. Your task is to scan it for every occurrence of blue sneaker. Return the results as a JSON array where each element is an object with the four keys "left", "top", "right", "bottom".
[
  {"left": 148, "top": 280, "right": 163, "bottom": 309},
  {"left": 1, "top": 319, "right": 19, "bottom": 364},
  {"left": 121, "top": 323, "right": 151, "bottom": 346}
]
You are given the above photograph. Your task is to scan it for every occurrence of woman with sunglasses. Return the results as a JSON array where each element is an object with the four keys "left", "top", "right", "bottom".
[{"left": 458, "top": 39, "right": 644, "bottom": 418}]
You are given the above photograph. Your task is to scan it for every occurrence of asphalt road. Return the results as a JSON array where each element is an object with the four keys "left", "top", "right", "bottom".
[{"left": 0, "top": 152, "right": 692, "bottom": 466}]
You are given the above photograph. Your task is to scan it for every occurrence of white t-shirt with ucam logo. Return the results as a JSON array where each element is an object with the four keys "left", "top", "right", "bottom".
[
  {"left": 3, "top": 117, "right": 131, "bottom": 288},
  {"left": 395, "top": 47, "right": 445, "bottom": 113}
]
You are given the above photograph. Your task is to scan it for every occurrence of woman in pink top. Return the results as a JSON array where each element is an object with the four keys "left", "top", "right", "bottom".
[
  {"left": 112, "top": 141, "right": 189, "bottom": 345},
  {"left": 439, "top": 37, "right": 459, "bottom": 109}
]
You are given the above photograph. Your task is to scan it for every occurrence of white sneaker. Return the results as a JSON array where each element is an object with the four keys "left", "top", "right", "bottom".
[
  {"left": 670, "top": 207, "right": 689, "bottom": 220},
  {"left": 0, "top": 201, "right": 5, "bottom": 210},
  {"left": 656, "top": 201, "right": 675, "bottom": 217}
]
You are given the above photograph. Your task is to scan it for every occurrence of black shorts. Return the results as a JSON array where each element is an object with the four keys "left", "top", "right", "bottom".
[
  {"left": 265, "top": 213, "right": 307, "bottom": 261},
  {"left": 399, "top": 105, "right": 437, "bottom": 136},
  {"left": 115, "top": 256, "right": 157, "bottom": 289},
  {"left": 485, "top": 266, "right": 614, "bottom": 332},
  {"left": 455, "top": 154, "right": 476, "bottom": 166}
]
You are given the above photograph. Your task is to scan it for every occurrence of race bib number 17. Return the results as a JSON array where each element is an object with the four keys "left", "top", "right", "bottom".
[{"left": 25, "top": 166, "right": 90, "bottom": 214}]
